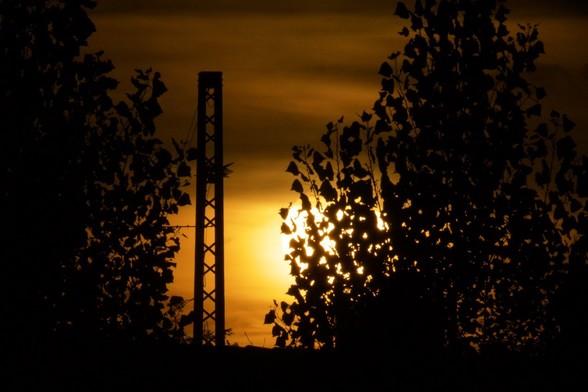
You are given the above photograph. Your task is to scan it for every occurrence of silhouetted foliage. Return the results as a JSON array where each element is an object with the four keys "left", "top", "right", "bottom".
[
  {"left": 1, "top": 0, "right": 194, "bottom": 347},
  {"left": 266, "top": 0, "right": 588, "bottom": 355}
]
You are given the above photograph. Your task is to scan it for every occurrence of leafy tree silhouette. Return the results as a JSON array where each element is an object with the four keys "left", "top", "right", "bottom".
[
  {"left": 1, "top": 0, "right": 194, "bottom": 348},
  {"left": 265, "top": 0, "right": 588, "bottom": 355}
]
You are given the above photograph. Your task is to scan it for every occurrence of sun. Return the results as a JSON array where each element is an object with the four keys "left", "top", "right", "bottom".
[{"left": 280, "top": 204, "right": 338, "bottom": 259}]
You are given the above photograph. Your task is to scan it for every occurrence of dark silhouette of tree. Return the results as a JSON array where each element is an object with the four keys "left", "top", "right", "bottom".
[
  {"left": 1, "top": 0, "right": 194, "bottom": 348},
  {"left": 265, "top": 0, "right": 588, "bottom": 355}
]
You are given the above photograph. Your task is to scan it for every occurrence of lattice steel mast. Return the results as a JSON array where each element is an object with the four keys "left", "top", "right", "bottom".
[{"left": 194, "top": 71, "right": 225, "bottom": 347}]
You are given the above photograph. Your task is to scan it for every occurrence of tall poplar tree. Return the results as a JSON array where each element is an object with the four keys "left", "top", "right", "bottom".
[
  {"left": 266, "top": 0, "right": 588, "bottom": 354},
  {"left": 1, "top": 0, "right": 193, "bottom": 347}
]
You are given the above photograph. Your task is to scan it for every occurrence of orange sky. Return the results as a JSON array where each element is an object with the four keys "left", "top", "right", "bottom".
[{"left": 87, "top": 0, "right": 588, "bottom": 347}]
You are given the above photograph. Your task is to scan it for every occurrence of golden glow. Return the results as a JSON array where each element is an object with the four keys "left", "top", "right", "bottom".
[
  {"left": 168, "top": 170, "right": 297, "bottom": 347},
  {"left": 87, "top": 3, "right": 588, "bottom": 349},
  {"left": 280, "top": 202, "right": 390, "bottom": 283}
]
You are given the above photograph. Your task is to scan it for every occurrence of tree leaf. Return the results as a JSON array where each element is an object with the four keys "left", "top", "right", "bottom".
[
  {"left": 381, "top": 77, "right": 395, "bottom": 92},
  {"left": 497, "top": 23, "right": 509, "bottom": 37},
  {"left": 388, "top": 51, "right": 401, "bottom": 60},
  {"left": 177, "top": 192, "right": 191, "bottom": 206},
  {"left": 279, "top": 207, "right": 290, "bottom": 220},
  {"left": 379, "top": 61, "right": 393, "bottom": 78},
  {"left": 152, "top": 71, "right": 168, "bottom": 97},
  {"left": 280, "top": 301, "right": 289, "bottom": 313},
  {"left": 535, "top": 159, "right": 550, "bottom": 186},
  {"left": 562, "top": 115, "right": 576, "bottom": 133},
  {"left": 526, "top": 103, "right": 542, "bottom": 118},
  {"left": 186, "top": 147, "right": 198, "bottom": 161},
  {"left": 282, "top": 310, "right": 295, "bottom": 326},
  {"left": 394, "top": 1, "right": 410, "bottom": 19},
  {"left": 180, "top": 312, "right": 194, "bottom": 327},
  {"left": 169, "top": 295, "right": 183, "bottom": 307},
  {"left": 321, "top": 132, "right": 332, "bottom": 149},
  {"left": 319, "top": 180, "right": 337, "bottom": 202},
  {"left": 536, "top": 86, "right": 547, "bottom": 100},
  {"left": 264, "top": 309, "right": 276, "bottom": 325},
  {"left": 300, "top": 193, "right": 312, "bottom": 211},
  {"left": 177, "top": 161, "right": 191, "bottom": 177},
  {"left": 281, "top": 222, "right": 292, "bottom": 235},
  {"left": 286, "top": 161, "right": 300, "bottom": 176},
  {"left": 571, "top": 198, "right": 582, "bottom": 213},
  {"left": 291, "top": 179, "right": 304, "bottom": 193},
  {"left": 361, "top": 111, "right": 373, "bottom": 123},
  {"left": 556, "top": 135, "right": 576, "bottom": 161},
  {"left": 535, "top": 122, "right": 548, "bottom": 138},
  {"left": 272, "top": 324, "right": 285, "bottom": 338}
]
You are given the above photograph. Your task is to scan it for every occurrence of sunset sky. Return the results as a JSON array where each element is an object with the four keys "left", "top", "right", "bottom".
[{"left": 87, "top": 0, "right": 588, "bottom": 347}]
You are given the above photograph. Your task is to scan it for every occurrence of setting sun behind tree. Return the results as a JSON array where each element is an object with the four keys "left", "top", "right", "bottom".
[{"left": 265, "top": 0, "right": 588, "bottom": 356}]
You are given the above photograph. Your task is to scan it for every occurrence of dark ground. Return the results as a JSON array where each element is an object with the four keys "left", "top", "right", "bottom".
[{"left": 4, "top": 340, "right": 587, "bottom": 391}]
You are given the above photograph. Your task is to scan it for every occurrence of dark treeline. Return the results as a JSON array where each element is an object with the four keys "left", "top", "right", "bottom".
[{"left": 7, "top": 343, "right": 579, "bottom": 391}]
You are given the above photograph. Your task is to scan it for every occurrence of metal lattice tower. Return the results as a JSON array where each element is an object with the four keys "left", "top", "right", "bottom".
[{"left": 194, "top": 71, "right": 225, "bottom": 347}]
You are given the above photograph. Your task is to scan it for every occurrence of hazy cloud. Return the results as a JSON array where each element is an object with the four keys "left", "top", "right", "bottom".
[{"left": 88, "top": 11, "right": 402, "bottom": 160}]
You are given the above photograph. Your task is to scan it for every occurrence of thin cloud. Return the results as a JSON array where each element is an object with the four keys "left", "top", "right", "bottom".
[{"left": 88, "top": 11, "right": 401, "bottom": 161}]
